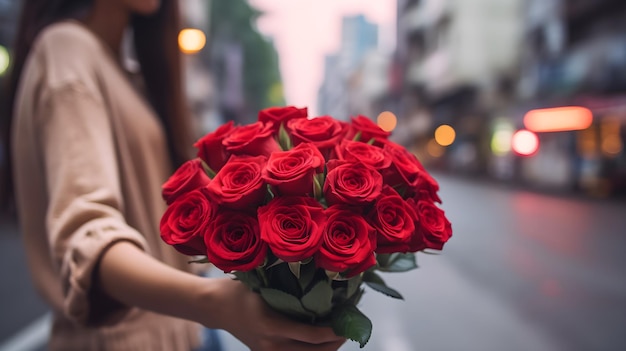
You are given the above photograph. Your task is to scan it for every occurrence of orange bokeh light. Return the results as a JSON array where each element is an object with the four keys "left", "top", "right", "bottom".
[
  {"left": 377, "top": 111, "right": 397, "bottom": 132},
  {"left": 512, "top": 130, "right": 539, "bottom": 156},
  {"left": 178, "top": 28, "right": 206, "bottom": 54},
  {"left": 523, "top": 106, "right": 593, "bottom": 132}
]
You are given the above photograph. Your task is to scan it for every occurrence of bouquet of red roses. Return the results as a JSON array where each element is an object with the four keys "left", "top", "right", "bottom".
[{"left": 160, "top": 106, "right": 452, "bottom": 347}]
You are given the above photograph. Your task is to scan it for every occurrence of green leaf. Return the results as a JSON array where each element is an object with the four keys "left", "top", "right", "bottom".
[
  {"left": 376, "top": 253, "right": 392, "bottom": 268},
  {"left": 421, "top": 249, "right": 441, "bottom": 255},
  {"left": 364, "top": 281, "right": 404, "bottom": 299},
  {"left": 187, "top": 256, "right": 209, "bottom": 264},
  {"left": 378, "top": 253, "right": 418, "bottom": 273},
  {"left": 278, "top": 123, "right": 293, "bottom": 151},
  {"left": 233, "top": 270, "right": 262, "bottom": 291},
  {"left": 298, "top": 261, "right": 318, "bottom": 292},
  {"left": 314, "top": 173, "right": 325, "bottom": 187},
  {"left": 266, "top": 262, "right": 302, "bottom": 297},
  {"left": 346, "top": 275, "right": 362, "bottom": 299},
  {"left": 313, "top": 175, "right": 322, "bottom": 199},
  {"left": 260, "top": 288, "right": 314, "bottom": 321},
  {"left": 366, "top": 138, "right": 375, "bottom": 145},
  {"left": 349, "top": 287, "right": 365, "bottom": 305},
  {"left": 199, "top": 159, "right": 216, "bottom": 179},
  {"left": 330, "top": 304, "right": 372, "bottom": 348},
  {"left": 301, "top": 280, "right": 333, "bottom": 316},
  {"left": 352, "top": 131, "right": 362, "bottom": 142},
  {"left": 362, "top": 270, "right": 383, "bottom": 284},
  {"left": 362, "top": 271, "right": 403, "bottom": 299},
  {"left": 288, "top": 262, "right": 301, "bottom": 279}
]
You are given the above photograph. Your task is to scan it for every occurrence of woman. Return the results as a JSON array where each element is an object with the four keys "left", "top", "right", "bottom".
[{"left": 1, "top": 0, "right": 345, "bottom": 350}]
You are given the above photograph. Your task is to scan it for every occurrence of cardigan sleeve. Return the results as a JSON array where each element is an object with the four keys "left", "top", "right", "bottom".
[{"left": 37, "top": 82, "right": 150, "bottom": 325}]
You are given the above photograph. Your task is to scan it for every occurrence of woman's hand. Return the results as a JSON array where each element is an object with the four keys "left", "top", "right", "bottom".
[
  {"left": 98, "top": 242, "right": 344, "bottom": 350},
  {"left": 203, "top": 278, "right": 346, "bottom": 351}
]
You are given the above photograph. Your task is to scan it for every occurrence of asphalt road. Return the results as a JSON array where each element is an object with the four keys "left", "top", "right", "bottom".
[{"left": 2, "top": 173, "right": 626, "bottom": 351}]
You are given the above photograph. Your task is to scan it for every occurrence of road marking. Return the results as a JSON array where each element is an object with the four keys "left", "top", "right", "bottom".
[{"left": 0, "top": 313, "right": 50, "bottom": 351}]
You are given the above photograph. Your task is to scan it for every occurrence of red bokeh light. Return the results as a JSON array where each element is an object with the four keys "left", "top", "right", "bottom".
[{"left": 512, "top": 130, "right": 539, "bottom": 156}]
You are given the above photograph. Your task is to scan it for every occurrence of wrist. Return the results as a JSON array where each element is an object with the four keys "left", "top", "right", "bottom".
[{"left": 189, "top": 276, "right": 234, "bottom": 328}]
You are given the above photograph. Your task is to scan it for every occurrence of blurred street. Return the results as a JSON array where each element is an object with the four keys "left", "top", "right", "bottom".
[{"left": 2, "top": 173, "right": 625, "bottom": 351}]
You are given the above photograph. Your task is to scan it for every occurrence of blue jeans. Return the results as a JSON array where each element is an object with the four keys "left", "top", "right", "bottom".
[{"left": 195, "top": 327, "right": 223, "bottom": 351}]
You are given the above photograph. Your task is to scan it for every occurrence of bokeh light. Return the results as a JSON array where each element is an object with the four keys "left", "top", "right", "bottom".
[
  {"left": 427, "top": 138, "right": 445, "bottom": 158},
  {"left": 178, "top": 29, "right": 206, "bottom": 54},
  {"left": 512, "top": 130, "right": 539, "bottom": 156},
  {"left": 524, "top": 106, "right": 593, "bottom": 132},
  {"left": 491, "top": 129, "right": 513, "bottom": 156},
  {"left": 600, "top": 119, "right": 623, "bottom": 157},
  {"left": 434, "top": 125, "right": 456, "bottom": 146},
  {"left": 377, "top": 111, "right": 397, "bottom": 132},
  {"left": 0, "top": 45, "right": 9, "bottom": 76},
  {"left": 601, "top": 136, "right": 623, "bottom": 156}
]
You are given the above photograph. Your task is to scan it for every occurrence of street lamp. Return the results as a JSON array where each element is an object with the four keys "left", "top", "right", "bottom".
[{"left": 178, "top": 28, "right": 206, "bottom": 54}]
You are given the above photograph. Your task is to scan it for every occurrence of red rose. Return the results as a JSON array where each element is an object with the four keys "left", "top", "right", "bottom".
[
  {"left": 368, "top": 186, "right": 417, "bottom": 254},
  {"left": 324, "top": 160, "right": 383, "bottom": 206},
  {"left": 286, "top": 116, "right": 347, "bottom": 158},
  {"left": 383, "top": 143, "right": 441, "bottom": 202},
  {"left": 205, "top": 209, "right": 267, "bottom": 272},
  {"left": 408, "top": 199, "right": 452, "bottom": 251},
  {"left": 223, "top": 122, "right": 281, "bottom": 157},
  {"left": 160, "top": 189, "right": 213, "bottom": 256},
  {"left": 205, "top": 155, "right": 267, "bottom": 209},
  {"left": 194, "top": 121, "right": 234, "bottom": 173},
  {"left": 258, "top": 106, "right": 308, "bottom": 129},
  {"left": 258, "top": 197, "right": 327, "bottom": 262},
  {"left": 161, "top": 159, "right": 211, "bottom": 205},
  {"left": 316, "top": 206, "right": 377, "bottom": 277},
  {"left": 345, "top": 115, "right": 391, "bottom": 144},
  {"left": 335, "top": 139, "right": 391, "bottom": 171},
  {"left": 262, "top": 143, "right": 324, "bottom": 196}
]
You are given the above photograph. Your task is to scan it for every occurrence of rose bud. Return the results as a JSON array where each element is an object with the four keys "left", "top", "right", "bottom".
[
  {"left": 205, "top": 209, "right": 267, "bottom": 273},
  {"left": 161, "top": 159, "right": 211, "bottom": 205},
  {"left": 335, "top": 139, "right": 391, "bottom": 171},
  {"left": 368, "top": 186, "right": 418, "bottom": 254},
  {"left": 286, "top": 116, "right": 348, "bottom": 159},
  {"left": 194, "top": 121, "right": 235, "bottom": 173},
  {"left": 262, "top": 143, "right": 324, "bottom": 196},
  {"left": 258, "top": 106, "right": 308, "bottom": 129},
  {"left": 223, "top": 121, "right": 281, "bottom": 157},
  {"left": 324, "top": 160, "right": 383, "bottom": 206},
  {"left": 407, "top": 198, "right": 452, "bottom": 251},
  {"left": 258, "top": 196, "right": 327, "bottom": 262},
  {"left": 205, "top": 155, "right": 267, "bottom": 209},
  {"left": 345, "top": 115, "right": 391, "bottom": 145},
  {"left": 383, "top": 143, "right": 441, "bottom": 202},
  {"left": 160, "top": 189, "right": 213, "bottom": 256},
  {"left": 316, "top": 206, "right": 377, "bottom": 278}
]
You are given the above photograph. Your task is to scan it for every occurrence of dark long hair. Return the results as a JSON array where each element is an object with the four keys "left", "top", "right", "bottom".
[{"left": 0, "top": 0, "right": 192, "bottom": 212}]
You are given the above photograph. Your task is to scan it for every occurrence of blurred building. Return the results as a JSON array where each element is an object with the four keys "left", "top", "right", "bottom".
[
  {"left": 346, "top": 51, "right": 392, "bottom": 120},
  {"left": 318, "top": 15, "right": 379, "bottom": 120},
  {"left": 490, "top": 0, "right": 626, "bottom": 197},
  {"left": 396, "top": 0, "right": 524, "bottom": 170},
  {"left": 207, "top": 0, "right": 284, "bottom": 125}
]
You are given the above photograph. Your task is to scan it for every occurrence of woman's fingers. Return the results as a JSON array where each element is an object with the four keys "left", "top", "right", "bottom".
[
  {"left": 266, "top": 317, "right": 344, "bottom": 345},
  {"left": 213, "top": 279, "right": 346, "bottom": 350},
  {"left": 263, "top": 339, "right": 346, "bottom": 351}
]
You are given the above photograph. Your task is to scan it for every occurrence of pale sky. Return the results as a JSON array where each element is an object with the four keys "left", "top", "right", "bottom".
[{"left": 247, "top": 0, "right": 397, "bottom": 116}]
